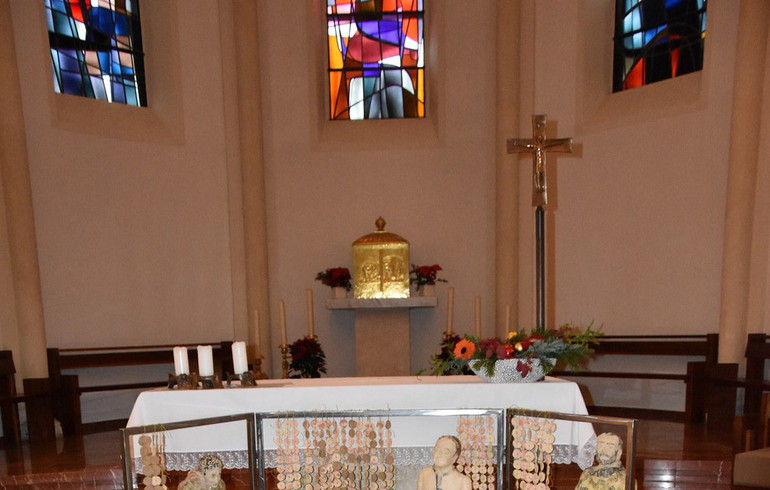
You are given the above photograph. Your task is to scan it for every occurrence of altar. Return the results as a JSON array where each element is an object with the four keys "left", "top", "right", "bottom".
[{"left": 125, "top": 375, "right": 596, "bottom": 479}]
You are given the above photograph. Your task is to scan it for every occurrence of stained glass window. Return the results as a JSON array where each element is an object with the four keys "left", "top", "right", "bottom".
[
  {"left": 45, "top": 0, "right": 146, "bottom": 106},
  {"left": 326, "top": 0, "right": 425, "bottom": 120},
  {"left": 613, "top": 0, "right": 706, "bottom": 92}
]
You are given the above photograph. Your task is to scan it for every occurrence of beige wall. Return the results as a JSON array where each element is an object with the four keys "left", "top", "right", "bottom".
[
  {"left": 256, "top": 2, "right": 499, "bottom": 375},
  {"left": 9, "top": 2, "right": 237, "bottom": 348},
  {"left": 516, "top": 1, "right": 737, "bottom": 335},
  {"left": 3, "top": 0, "right": 767, "bottom": 389}
]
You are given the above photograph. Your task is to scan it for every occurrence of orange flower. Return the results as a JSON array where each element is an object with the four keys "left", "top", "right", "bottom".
[{"left": 453, "top": 339, "right": 476, "bottom": 359}]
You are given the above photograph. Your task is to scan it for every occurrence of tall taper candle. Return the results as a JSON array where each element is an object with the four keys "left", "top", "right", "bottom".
[
  {"left": 306, "top": 288, "right": 315, "bottom": 337},
  {"left": 446, "top": 287, "right": 455, "bottom": 334},
  {"left": 279, "top": 300, "right": 287, "bottom": 345},
  {"left": 505, "top": 304, "right": 511, "bottom": 333},
  {"left": 474, "top": 296, "right": 482, "bottom": 337},
  {"left": 232, "top": 341, "right": 248, "bottom": 374},
  {"left": 254, "top": 309, "right": 262, "bottom": 359},
  {"left": 173, "top": 346, "right": 189, "bottom": 375},
  {"left": 197, "top": 345, "right": 214, "bottom": 377}
]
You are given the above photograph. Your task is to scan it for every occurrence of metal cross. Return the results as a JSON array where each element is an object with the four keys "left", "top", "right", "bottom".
[
  {"left": 507, "top": 115, "right": 573, "bottom": 207},
  {"left": 506, "top": 115, "right": 573, "bottom": 330}
]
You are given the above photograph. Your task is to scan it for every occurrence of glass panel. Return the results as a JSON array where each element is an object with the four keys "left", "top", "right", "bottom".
[
  {"left": 45, "top": 0, "right": 147, "bottom": 106},
  {"left": 613, "top": 0, "right": 706, "bottom": 92},
  {"left": 326, "top": 0, "right": 425, "bottom": 120}
]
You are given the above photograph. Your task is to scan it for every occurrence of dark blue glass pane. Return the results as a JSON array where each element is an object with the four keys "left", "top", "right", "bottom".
[
  {"left": 91, "top": 7, "right": 116, "bottom": 35},
  {"left": 61, "top": 71, "right": 83, "bottom": 95},
  {"left": 57, "top": 49, "right": 82, "bottom": 72},
  {"left": 114, "top": 12, "right": 130, "bottom": 36},
  {"left": 112, "top": 83, "right": 126, "bottom": 103}
]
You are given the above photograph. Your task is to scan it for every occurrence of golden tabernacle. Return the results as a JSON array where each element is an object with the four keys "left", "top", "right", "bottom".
[{"left": 352, "top": 217, "right": 410, "bottom": 298}]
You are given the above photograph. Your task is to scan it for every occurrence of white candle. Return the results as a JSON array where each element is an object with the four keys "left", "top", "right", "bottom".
[
  {"left": 232, "top": 341, "right": 248, "bottom": 374},
  {"left": 505, "top": 304, "right": 511, "bottom": 333},
  {"left": 253, "top": 309, "right": 262, "bottom": 359},
  {"left": 279, "top": 300, "right": 287, "bottom": 345},
  {"left": 474, "top": 296, "right": 482, "bottom": 337},
  {"left": 306, "top": 288, "right": 315, "bottom": 337},
  {"left": 173, "top": 346, "right": 189, "bottom": 375},
  {"left": 197, "top": 345, "right": 214, "bottom": 377},
  {"left": 446, "top": 287, "right": 455, "bottom": 334}
]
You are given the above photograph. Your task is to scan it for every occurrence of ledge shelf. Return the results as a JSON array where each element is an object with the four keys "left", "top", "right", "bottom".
[{"left": 326, "top": 296, "right": 438, "bottom": 310}]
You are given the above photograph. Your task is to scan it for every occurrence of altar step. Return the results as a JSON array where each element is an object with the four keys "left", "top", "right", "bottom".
[{"left": 547, "top": 458, "right": 734, "bottom": 490}]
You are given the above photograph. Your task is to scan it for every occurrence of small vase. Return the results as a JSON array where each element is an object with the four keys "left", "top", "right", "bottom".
[
  {"left": 417, "top": 284, "right": 436, "bottom": 297},
  {"left": 331, "top": 287, "right": 347, "bottom": 299}
]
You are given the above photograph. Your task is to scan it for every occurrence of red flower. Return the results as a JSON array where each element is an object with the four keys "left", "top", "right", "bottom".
[
  {"left": 316, "top": 267, "right": 352, "bottom": 290},
  {"left": 410, "top": 264, "right": 447, "bottom": 287}
]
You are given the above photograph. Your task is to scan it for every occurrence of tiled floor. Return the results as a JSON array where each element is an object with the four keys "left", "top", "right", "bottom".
[{"left": 0, "top": 420, "right": 739, "bottom": 489}]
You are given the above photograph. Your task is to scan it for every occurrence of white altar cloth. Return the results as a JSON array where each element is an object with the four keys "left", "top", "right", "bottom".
[{"left": 126, "top": 375, "right": 595, "bottom": 469}]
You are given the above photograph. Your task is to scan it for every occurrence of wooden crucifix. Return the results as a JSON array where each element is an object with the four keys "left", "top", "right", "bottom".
[{"left": 507, "top": 115, "right": 573, "bottom": 330}]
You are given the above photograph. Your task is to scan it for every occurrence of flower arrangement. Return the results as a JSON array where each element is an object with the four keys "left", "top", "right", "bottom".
[
  {"left": 288, "top": 337, "right": 327, "bottom": 378},
  {"left": 315, "top": 267, "right": 352, "bottom": 291},
  {"left": 429, "top": 323, "right": 601, "bottom": 378},
  {"left": 409, "top": 264, "right": 447, "bottom": 290}
]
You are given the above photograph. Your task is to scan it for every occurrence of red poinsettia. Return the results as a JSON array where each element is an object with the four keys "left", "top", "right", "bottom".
[
  {"left": 409, "top": 264, "right": 448, "bottom": 288},
  {"left": 315, "top": 267, "right": 352, "bottom": 290}
]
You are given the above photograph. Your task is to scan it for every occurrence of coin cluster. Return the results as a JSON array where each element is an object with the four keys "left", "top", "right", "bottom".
[
  {"left": 274, "top": 417, "right": 395, "bottom": 490},
  {"left": 510, "top": 417, "right": 556, "bottom": 490},
  {"left": 138, "top": 433, "right": 167, "bottom": 490},
  {"left": 455, "top": 416, "right": 496, "bottom": 490}
]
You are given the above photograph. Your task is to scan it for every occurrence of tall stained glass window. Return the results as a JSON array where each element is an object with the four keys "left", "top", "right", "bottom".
[
  {"left": 326, "top": 0, "right": 425, "bottom": 120},
  {"left": 613, "top": 0, "right": 706, "bottom": 92},
  {"left": 45, "top": 0, "right": 146, "bottom": 106}
]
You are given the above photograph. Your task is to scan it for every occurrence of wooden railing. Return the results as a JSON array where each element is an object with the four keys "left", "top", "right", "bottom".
[
  {"left": 551, "top": 334, "right": 738, "bottom": 424},
  {"left": 47, "top": 341, "right": 234, "bottom": 435}
]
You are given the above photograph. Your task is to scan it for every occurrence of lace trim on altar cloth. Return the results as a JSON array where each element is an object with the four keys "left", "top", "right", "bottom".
[{"left": 132, "top": 443, "right": 596, "bottom": 473}]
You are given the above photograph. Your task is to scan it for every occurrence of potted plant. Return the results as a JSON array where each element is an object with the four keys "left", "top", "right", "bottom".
[
  {"left": 315, "top": 267, "right": 352, "bottom": 298},
  {"left": 429, "top": 323, "right": 601, "bottom": 383},
  {"left": 288, "top": 337, "right": 327, "bottom": 378},
  {"left": 409, "top": 264, "right": 447, "bottom": 296}
]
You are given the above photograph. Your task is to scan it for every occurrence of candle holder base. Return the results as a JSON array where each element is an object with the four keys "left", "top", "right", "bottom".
[
  {"left": 252, "top": 358, "right": 269, "bottom": 379},
  {"left": 199, "top": 375, "right": 223, "bottom": 389},
  {"left": 168, "top": 373, "right": 197, "bottom": 389},
  {"left": 226, "top": 371, "right": 258, "bottom": 387},
  {"left": 280, "top": 344, "right": 290, "bottom": 379}
]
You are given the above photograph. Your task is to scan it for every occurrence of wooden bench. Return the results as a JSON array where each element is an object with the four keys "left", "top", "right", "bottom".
[
  {"left": 551, "top": 334, "right": 738, "bottom": 425},
  {"left": 0, "top": 350, "right": 55, "bottom": 444},
  {"left": 47, "top": 341, "right": 235, "bottom": 435},
  {"left": 742, "top": 334, "right": 770, "bottom": 417},
  {"left": 733, "top": 392, "right": 770, "bottom": 487}
]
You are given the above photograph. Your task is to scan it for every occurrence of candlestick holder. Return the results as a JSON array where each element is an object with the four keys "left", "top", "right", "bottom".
[
  {"left": 252, "top": 357, "right": 269, "bottom": 379},
  {"left": 226, "top": 371, "right": 258, "bottom": 387},
  {"left": 280, "top": 344, "right": 290, "bottom": 379},
  {"left": 167, "top": 373, "right": 196, "bottom": 389},
  {"left": 443, "top": 330, "right": 455, "bottom": 341},
  {"left": 198, "top": 374, "right": 223, "bottom": 389}
]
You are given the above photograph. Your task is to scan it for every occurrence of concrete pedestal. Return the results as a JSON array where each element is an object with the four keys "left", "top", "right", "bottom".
[{"left": 326, "top": 297, "right": 437, "bottom": 376}]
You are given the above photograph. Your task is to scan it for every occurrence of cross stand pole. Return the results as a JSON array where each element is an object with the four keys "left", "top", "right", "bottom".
[
  {"left": 535, "top": 206, "right": 546, "bottom": 331},
  {"left": 507, "top": 115, "right": 573, "bottom": 331}
]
